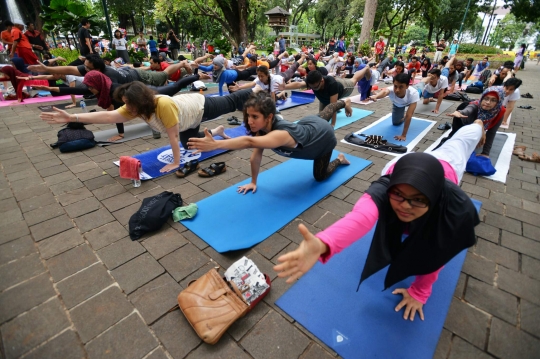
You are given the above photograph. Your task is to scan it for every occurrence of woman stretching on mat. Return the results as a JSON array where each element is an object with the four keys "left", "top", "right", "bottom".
[
  {"left": 439, "top": 86, "right": 505, "bottom": 158},
  {"left": 187, "top": 92, "right": 353, "bottom": 193},
  {"left": 33, "top": 71, "right": 200, "bottom": 142},
  {"left": 40, "top": 81, "right": 254, "bottom": 176},
  {"left": 273, "top": 122, "right": 485, "bottom": 321}
]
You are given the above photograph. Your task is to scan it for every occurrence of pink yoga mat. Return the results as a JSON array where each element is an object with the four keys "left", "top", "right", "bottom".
[{"left": 0, "top": 95, "right": 82, "bottom": 107}]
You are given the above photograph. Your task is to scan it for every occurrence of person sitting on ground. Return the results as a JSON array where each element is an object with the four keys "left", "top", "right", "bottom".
[
  {"left": 229, "top": 62, "right": 302, "bottom": 101},
  {"left": 280, "top": 64, "right": 372, "bottom": 127},
  {"left": 40, "top": 82, "right": 254, "bottom": 175},
  {"left": 273, "top": 123, "right": 484, "bottom": 321},
  {"left": 442, "top": 86, "right": 505, "bottom": 158},
  {"left": 368, "top": 73, "right": 418, "bottom": 142},
  {"left": 187, "top": 92, "right": 353, "bottom": 192},
  {"left": 499, "top": 77, "right": 522, "bottom": 127},
  {"left": 461, "top": 58, "right": 475, "bottom": 84},
  {"left": 471, "top": 56, "right": 490, "bottom": 78}
]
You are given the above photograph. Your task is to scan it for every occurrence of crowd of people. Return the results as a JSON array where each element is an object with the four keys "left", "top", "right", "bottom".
[{"left": 0, "top": 16, "right": 534, "bottom": 322}]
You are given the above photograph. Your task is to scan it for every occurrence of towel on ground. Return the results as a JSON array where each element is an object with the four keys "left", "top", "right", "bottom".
[
  {"left": 172, "top": 203, "right": 198, "bottom": 221},
  {"left": 119, "top": 156, "right": 141, "bottom": 179}
]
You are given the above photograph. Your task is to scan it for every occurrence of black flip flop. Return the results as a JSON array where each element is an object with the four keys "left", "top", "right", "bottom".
[
  {"left": 437, "top": 122, "right": 451, "bottom": 130},
  {"left": 227, "top": 116, "right": 241, "bottom": 126},
  {"left": 521, "top": 93, "right": 534, "bottom": 99},
  {"left": 518, "top": 105, "right": 535, "bottom": 110}
]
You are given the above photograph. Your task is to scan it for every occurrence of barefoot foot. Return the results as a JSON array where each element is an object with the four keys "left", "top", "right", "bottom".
[
  {"left": 107, "top": 134, "right": 124, "bottom": 142},
  {"left": 338, "top": 153, "right": 350, "bottom": 165},
  {"left": 212, "top": 125, "right": 230, "bottom": 139}
]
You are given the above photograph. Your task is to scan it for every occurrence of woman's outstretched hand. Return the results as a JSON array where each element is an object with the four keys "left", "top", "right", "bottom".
[
  {"left": 392, "top": 288, "right": 424, "bottom": 321},
  {"left": 39, "top": 107, "right": 71, "bottom": 124},
  {"left": 273, "top": 224, "right": 328, "bottom": 283},
  {"left": 187, "top": 128, "right": 217, "bottom": 154}
]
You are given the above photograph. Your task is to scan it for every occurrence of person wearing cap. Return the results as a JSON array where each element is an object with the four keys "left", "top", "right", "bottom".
[
  {"left": 10, "top": 19, "right": 39, "bottom": 64},
  {"left": 433, "top": 38, "right": 446, "bottom": 64},
  {"left": 448, "top": 39, "right": 459, "bottom": 58}
]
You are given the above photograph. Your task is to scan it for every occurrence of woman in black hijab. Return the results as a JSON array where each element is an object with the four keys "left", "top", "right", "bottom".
[{"left": 274, "top": 120, "right": 484, "bottom": 321}]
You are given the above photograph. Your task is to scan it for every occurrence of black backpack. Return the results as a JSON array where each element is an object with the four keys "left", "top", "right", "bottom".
[
  {"left": 129, "top": 191, "right": 183, "bottom": 240},
  {"left": 56, "top": 122, "right": 96, "bottom": 153}
]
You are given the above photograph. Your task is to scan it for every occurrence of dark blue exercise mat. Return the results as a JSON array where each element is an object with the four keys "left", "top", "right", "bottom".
[
  {"left": 276, "top": 199, "right": 482, "bottom": 359},
  {"left": 206, "top": 91, "right": 316, "bottom": 111},
  {"left": 341, "top": 113, "right": 436, "bottom": 156},
  {"left": 182, "top": 151, "right": 371, "bottom": 252},
  {"left": 113, "top": 125, "right": 248, "bottom": 180}
]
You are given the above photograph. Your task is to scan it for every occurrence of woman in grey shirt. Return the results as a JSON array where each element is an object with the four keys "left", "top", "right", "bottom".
[{"left": 187, "top": 92, "right": 353, "bottom": 194}]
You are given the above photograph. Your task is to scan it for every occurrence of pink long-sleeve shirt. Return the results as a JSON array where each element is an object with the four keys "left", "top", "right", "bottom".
[{"left": 316, "top": 159, "right": 458, "bottom": 304}]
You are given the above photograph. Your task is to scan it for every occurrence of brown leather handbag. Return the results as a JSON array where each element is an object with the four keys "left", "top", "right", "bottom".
[{"left": 178, "top": 268, "right": 270, "bottom": 344}]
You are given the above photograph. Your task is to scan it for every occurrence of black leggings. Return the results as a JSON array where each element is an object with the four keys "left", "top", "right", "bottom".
[
  {"left": 313, "top": 152, "right": 341, "bottom": 182},
  {"left": 268, "top": 58, "right": 280, "bottom": 69},
  {"left": 234, "top": 67, "right": 257, "bottom": 81},
  {"left": 179, "top": 89, "right": 252, "bottom": 147}
]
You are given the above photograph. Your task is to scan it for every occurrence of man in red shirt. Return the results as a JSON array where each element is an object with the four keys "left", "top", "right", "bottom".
[
  {"left": 25, "top": 21, "right": 49, "bottom": 61},
  {"left": 375, "top": 37, "right": 385, "bottom": 63},
  {"left": 1, "top": 20, "right": 14, "bottom": 54},
  {"left": 406, "top": 56, "right": 421, "bottom": 79},
  {"left": 10, "top": 19, "right": 39, "bottom": 64}
]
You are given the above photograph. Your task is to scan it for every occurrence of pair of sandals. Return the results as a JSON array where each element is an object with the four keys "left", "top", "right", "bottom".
[
  {"left": 227, "top": 116, "right": 242, "bottom": 126},
  {"left": 518, "top": 105, "right": 535, "bottom": 110},
  {"left": 175, "top": 160, "right": 227, "bottom": 178},
  {"left": 513, "top": 146, "right": 540, "bottom": 163},
  {"left": 437, "top": 122, "right": 452, "bottom": 130},
  {"left": 521, "top": 93, "right": 533, "bottom": 99}
]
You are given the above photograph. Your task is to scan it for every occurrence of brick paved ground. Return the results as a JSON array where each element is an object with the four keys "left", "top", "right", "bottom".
[{"left": 0, "top": 62, "right": 538, "bottom": 359}]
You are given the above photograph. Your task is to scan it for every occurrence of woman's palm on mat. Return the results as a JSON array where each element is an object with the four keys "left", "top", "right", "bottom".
[{"left": 274, "top": 224, "right": 327, "bottom": 283}]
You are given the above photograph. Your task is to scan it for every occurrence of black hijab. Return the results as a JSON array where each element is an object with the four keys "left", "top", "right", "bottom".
[{"left": 360, "top": 153, "right": 479, "bottom": 290}]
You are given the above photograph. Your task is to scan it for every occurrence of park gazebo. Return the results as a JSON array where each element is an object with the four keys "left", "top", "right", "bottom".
[{"left": 265, "top": 6, "right": 291, "bottom": 34}]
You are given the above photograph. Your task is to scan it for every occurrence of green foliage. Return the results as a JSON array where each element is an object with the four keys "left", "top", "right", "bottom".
[
  {"left": 41, "top": 0, "right": 102, "bottom": 41},
  {"left": 456, "top": 44, "right": 503, "bottom": 55},
  {"left": 359, "top": 41, "right": 372, "bottom": 56},
  {"left": 212, "top": 38, "right": 232, "bottom": 57},
  {"left": 402, "top": 25, "right": 428, "bottom": 45},
  {"left": 504, "top": 0, "right": 540, "bottom": 23},
  {"left": 49, "top": 48, "right": 80, "bottom": 64},
  {"left": 128, "top": 49, "right": 146, "bottom": 63}
]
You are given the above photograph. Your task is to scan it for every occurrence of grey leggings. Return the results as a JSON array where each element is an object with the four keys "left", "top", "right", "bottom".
[{"left": 179, "top": 89, "right": 253, "bottom": 147}]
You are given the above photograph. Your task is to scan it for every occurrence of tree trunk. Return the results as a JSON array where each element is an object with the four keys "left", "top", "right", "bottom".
[
  {"left": 131, "top": 16, "right": 137, "bottom": 36},
  {"left": 427, "top": 23, "right": 434, "bottom": 43},
  {"left": 359, "top": 0, "right": 378, "bottom": 46}
]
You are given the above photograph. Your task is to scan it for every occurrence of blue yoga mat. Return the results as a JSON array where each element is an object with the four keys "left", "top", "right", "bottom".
[
  {"left": 206, "top": 91, "right": 316, "bottom": 111},
  {"left": 182, "top": 151, "right": 371, "bottom": 252},
  {"left": 334, "top": 108, "right": 373, "bottom": 130},
  {"left": 276, "top": 199, "right": 482, "bottom": 359},
  {"left": 359, "top": 116, "right": 434, "bottom": 146},
  {"left": 119, "top": 126, "right": 247, "bottom": 179}
]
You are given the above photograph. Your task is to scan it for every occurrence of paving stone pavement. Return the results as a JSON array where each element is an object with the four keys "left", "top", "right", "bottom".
[{"left": 0, "top": 63, "right": 539, "bottom": 359}]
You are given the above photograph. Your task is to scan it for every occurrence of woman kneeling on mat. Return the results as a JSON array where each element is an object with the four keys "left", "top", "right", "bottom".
[
  {"left": 187, "top": 92, "right": 353, "bottom": 193},
  {"left": 273, "top": 122, "right": 485, "bottom": 321},
  {"left": 39, "top": 82, "right": 253, "bottom": 176}
]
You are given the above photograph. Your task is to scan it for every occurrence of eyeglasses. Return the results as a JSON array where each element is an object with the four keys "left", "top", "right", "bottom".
[
  {"left": 388, "top": 191, "right": 429, "bottom": 208},
  {"left": 481, "top": 97, "right": 498, "bottom": 104},
  {"left": 309, "top": 80, "right": 323, "bottom": 90}
]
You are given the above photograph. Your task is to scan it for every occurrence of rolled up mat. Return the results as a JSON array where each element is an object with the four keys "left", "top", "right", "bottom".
[
  {"left": 94, "top": 123, "right": 154, "bottom": 145},
  {"left": 276, "top": 199, "right": 482, "bottom": 359},
  {"left": 414, "top": 99, "right": 454, "bottom": 117},
  {"left": 182, "top": 150, "right": 371, "bottom": 252}
]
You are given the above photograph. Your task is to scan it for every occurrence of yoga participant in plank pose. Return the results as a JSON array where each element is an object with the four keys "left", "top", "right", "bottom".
[
  {"left": 187, "top": 92, "right": 353, "bottom": 193},
  {"left": 279, "top": 65, "right": 371, "bottom": 127},
  {"left": 40, "top": 82, "right": 253, "bottom": 176},
  {"left": 32, "top": 71, "right": 200, "bottom": 142},
  {"left": 273, "top": 121, "right": 485, "bottom": 321}
]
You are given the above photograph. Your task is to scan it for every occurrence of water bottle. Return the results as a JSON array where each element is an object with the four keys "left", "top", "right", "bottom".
[
  {"left": 80, "top": 99, "right": 87, "bottom": 112},
  {"left": 132, "top": 179, "right": 141, "bottom": 187}
]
